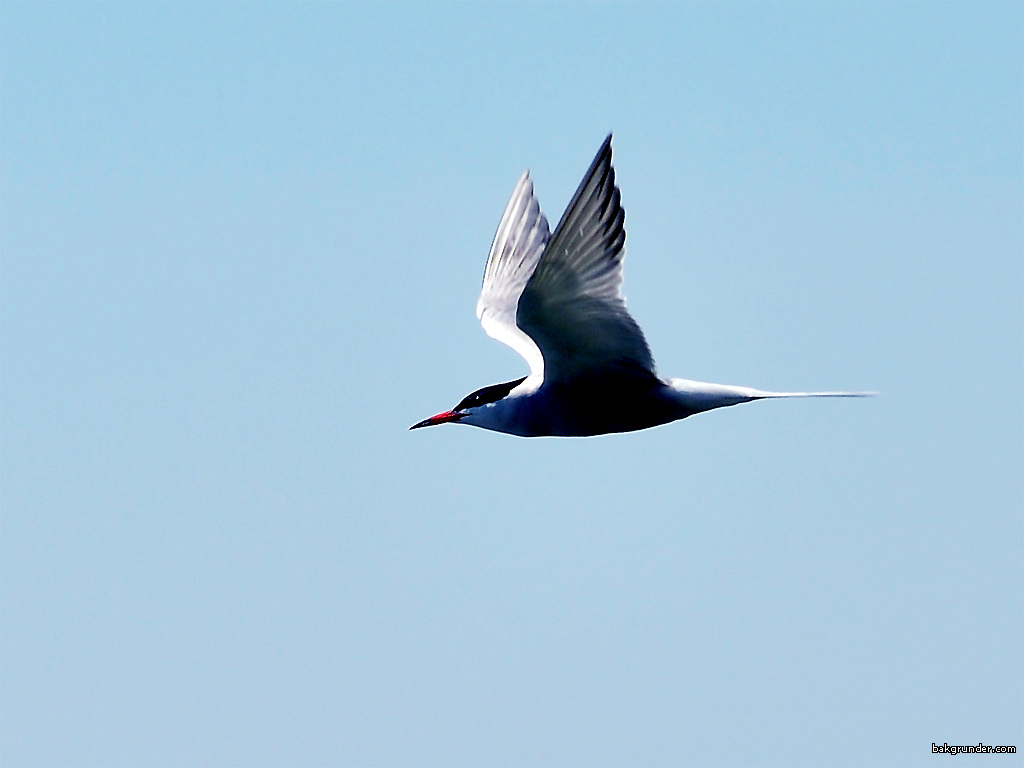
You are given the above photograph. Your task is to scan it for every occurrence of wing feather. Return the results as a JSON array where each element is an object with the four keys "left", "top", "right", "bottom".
[
  {"left": 475, "top": 171, "right": 550, "bottom": 377},
  {"left": 516, "top": 135, "right": 655, "bottom": 383}
]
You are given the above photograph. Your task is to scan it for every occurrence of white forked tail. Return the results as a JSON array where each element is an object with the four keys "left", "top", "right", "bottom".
[
  {"left": 750, "top": 390, "right": 879, "bottom": 398},
  {"left": 666, "top": 378, "right": 876, "bottom": 417}
]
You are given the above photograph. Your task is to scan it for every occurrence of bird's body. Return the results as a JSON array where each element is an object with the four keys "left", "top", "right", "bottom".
[
  {"left": 459, "top": 367, "right": 672, "bottom": 437},
  {"left": 412, "top": 135, "right": 872, "bottom": 437}
]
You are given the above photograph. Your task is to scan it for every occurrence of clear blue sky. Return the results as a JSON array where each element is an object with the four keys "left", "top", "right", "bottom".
[{"left": 2, "top": 3, "right": 1021, "bottom": 766}]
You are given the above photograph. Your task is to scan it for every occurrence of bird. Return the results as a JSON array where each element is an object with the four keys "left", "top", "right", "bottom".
[{"left": 411, "top": 134, "right": 873, "bottom": 437}]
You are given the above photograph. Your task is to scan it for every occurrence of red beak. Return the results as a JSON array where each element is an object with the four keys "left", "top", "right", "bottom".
[{"left": 409, "top": 410, "right": 464, "bottom": 430}]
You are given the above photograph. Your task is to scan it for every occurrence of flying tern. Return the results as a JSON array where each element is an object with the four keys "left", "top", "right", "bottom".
[{"left": 412, "top": 135, "right": 873, "bottom": 437}]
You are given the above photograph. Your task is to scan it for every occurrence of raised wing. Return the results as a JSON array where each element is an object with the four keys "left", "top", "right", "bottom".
[
  {"left": 516, "top": 134, "right": 655, "bottom": 384},
  {"left": 476, "top": 171, "right": 550, "bottom": 377}
]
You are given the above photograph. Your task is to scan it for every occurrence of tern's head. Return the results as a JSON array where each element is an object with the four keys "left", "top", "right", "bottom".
[{"left": 410, "top": 376, "right": 527, "bottom": 430}]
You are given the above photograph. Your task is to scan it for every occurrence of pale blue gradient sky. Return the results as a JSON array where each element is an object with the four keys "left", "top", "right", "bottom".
[{"left": 2, "top": 3, "right": 1021, "bottom": 767}]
